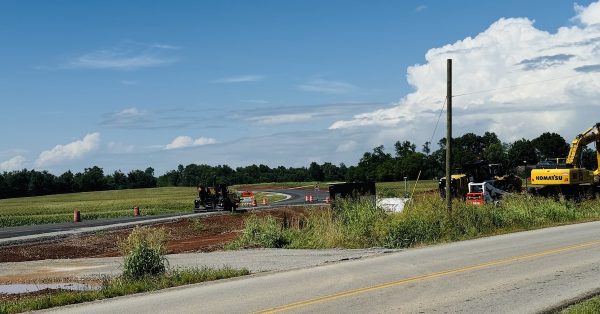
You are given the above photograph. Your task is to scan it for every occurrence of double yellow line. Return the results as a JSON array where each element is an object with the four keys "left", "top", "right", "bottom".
[{"left": 255, "top": 239, "right": 600, "bottom": 313}]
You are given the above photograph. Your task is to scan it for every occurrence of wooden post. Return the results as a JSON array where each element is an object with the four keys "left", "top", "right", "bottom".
[{"left": 446, "top": 59, "right": 452, "bottom": 215}]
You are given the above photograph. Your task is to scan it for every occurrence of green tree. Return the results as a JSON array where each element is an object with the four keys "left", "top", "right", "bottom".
[
  {"left": 308, "top": 162, "right": 325, "bottom": 181},
  {"left": 531, "top": 132, "right": 570, "bottom": 160},
  {"left": 78, "top": 166, "right": 107, "bottom": 192},
  {"left": 394, "top": 141, "right": 416, "bottom": 159},
  {"left": 483, "top": 143, "right": 506, "bottom": 164},
  {"left": 508, "top": 139, "right": 538, "bottom": 167}
]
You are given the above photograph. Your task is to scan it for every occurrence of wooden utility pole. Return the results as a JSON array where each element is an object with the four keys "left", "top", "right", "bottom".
[{"left": 446, "top": 59, "right": 452, "bottom": 214}]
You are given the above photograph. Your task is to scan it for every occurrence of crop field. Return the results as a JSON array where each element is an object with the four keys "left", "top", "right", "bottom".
[
  {"left": 0, "top": 187, "right": 198, "bottom": 227},
  {"left": 0, "top": 181, "right": 438, "bottom": 228}
]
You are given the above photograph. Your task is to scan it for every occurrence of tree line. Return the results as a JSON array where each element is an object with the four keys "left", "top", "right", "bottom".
[
  {"left": 0, "top": 131, "right": 596, "bottom": 199},
  {"left": 0, "top": 166, "right": 156, "bottom": 199}
]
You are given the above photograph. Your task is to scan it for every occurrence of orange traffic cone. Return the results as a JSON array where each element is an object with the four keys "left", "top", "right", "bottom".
[
  {"left": 305, "top": 195, "right": 309, "bottom": 202},
  {"left": 309, "top": 195, "right": 314, "bottom": 203},
  {"left": 262, "top": 197, "right": 268, "bottom": 205},
  {"left": 252, "top": 198, "right": 257, "bottom": 207},
  {"left": 73, "top": 208, "right": 81, "bottom": 223}
]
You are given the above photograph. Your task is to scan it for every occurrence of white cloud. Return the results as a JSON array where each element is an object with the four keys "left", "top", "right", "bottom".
[
  {"left": 35, "top": 133, "right": 101, "bottom": 168},
  {"left": 330, "top": 2, "right": 600, "bottom": 146},
  {"left": 164, "top": 136, "right": 218, "bottom": 150},
  {"left": 107, "top": 142, "right": 134, "bottom": 154},
  {"left": 247, "top": 113, "right": 315, "bottom": 125},
  {"left": 336, "top": 140, "right": 358, "bottom": 153},
  {"left": 66, "top": 43, "right": 178, "bottom": 70},
  {"left": 214, "top": 75, "right": 265, "bottom": 83},
  {"left": 151, "top": 43, "right": 180, "bottom": 49},
  {"left": 415, "top": 5, "right": 427, "bottom": 12},
  {"left": 0, "top": 155, "right": 26, "bottom": 171},
  {"left": 101, "top": 107, "right": 149, "bottom": 128},
  {"left": 574, "top": 1, "right": 600, "bottom": 25},
  {"left": 298, "top": 79, "right": 357, "bottom": 94}
]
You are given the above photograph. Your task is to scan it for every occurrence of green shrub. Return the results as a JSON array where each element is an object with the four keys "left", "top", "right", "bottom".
[
  {"left": 226, "top": 215, "right": 289, "bottom": 249},
  {"left": 120, "top": 227, "right": 168, "bottom": 279}
]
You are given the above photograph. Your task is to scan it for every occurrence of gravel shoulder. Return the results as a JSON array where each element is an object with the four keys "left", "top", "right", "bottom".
[{"left": 0, "top": 248, "right": 395, "bottom": 284}]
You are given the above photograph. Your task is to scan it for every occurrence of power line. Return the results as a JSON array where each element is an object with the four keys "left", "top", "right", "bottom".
[{"left": 427, "top": 97, "right": 446, "bottom": 148}]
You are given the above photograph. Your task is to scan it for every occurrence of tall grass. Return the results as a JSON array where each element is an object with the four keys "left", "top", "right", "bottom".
[{"left": 227, "top": 194, "right": 600, "bottom": 250}]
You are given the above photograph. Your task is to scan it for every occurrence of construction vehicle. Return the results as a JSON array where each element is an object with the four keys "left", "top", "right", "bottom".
[
  {"left": 194, "top": 184, "right": 241, "bottom": 211},
  {"left": 466, "top": 181, "right": 510, "bottom": 206},
  {"left": 439, "top": 161, "right": 522, "bottom": 201},
  {"left": 530, "top": 122, "right": 600, "bottom": 199}
]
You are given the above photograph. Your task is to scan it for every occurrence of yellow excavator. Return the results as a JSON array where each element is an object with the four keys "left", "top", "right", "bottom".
[{"left": 530, "top": 122, "right": 600, "bottom": 198}]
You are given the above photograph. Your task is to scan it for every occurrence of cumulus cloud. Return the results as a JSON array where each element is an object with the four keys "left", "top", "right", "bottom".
[
  {"left": 35, "top": 133, "right": 100, "bottom": 167},
  {"left": 214, "top": 75, "right": 265, "bottom": 83},
  {"left": 330, "top": 1, "right": 600, "bottom": 145},
  {"left": 298, "top": 79, "right": 356, "bottom": 94},
  {"left": 164, "top": 136, "right": 218, "bottom": 150},
  {"left": 574, "top": 1, "right": 600, "bottom": 25},
  {"left": 0, "top": 155, "right": 26, "bottom": 171}
]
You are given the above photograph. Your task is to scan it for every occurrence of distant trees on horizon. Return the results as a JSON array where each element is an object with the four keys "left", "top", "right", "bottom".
[{"left": 0, "top": 131, "right": 596, "bottom": 199}]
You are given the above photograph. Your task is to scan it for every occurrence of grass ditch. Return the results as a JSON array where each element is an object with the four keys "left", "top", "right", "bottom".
[
  {"left": 226, "top": 194, "right": 600, "bottom": 250},
  {"left": 561, "top": 294, "right": 600, "bottom": 313}
]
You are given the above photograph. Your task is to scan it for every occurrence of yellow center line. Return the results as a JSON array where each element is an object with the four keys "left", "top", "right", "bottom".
[{"left": 254, "top": 239, "right": 600, "bottom": 314}]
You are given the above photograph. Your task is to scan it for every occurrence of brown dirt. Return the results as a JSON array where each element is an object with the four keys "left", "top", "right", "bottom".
[
  {"left": 0, "top": 288, "right": 64, "bottom": 302},
  {"left": 0, "top": 206, "right": 314, "bottom": 263}
]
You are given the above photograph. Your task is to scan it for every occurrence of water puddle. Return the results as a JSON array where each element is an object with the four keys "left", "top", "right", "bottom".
[{"left": 0, "top": 283, "right": 99, "bottom": 294}]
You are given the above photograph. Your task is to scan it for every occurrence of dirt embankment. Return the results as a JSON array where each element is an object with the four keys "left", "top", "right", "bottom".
[{"left": 0, "top": 207, "right": 313, "bottom": 263}]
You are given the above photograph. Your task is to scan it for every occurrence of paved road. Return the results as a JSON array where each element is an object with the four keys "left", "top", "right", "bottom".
[
  {"left": 0, "top": 189, "right": 328, "bottom": 243},
  {"left": 43, "top": 221, "right": 600, "bottom": 314}
]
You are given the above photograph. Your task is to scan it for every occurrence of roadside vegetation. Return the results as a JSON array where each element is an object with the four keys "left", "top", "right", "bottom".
[
  {"left": 227, "top": 194, "right": 600, "bottom": 250},
  {"left": 0, "top": 227, "right": 249, "bottom": 314},
  {"left": 562, "top": 295, "right": 600, "bottom": 313}
]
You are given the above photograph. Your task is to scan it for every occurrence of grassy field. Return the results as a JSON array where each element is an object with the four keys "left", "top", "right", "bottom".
[
  {"left": 0, "top": 181, "right": 438, "bottom": 228},
  {"left": 377, "top": 180, "right": 438, "bottom": 197},
  {"left": 0, "top": 187, "right": 198, "bottom": 227}
]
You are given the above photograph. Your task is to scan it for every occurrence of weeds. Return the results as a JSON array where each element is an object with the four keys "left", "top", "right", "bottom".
[
  {"left": 227, "top": 194, "right": 600, "bottom": 250},
  {"left": 225, "top": 215, "right": 289, "bottom": 249},
  {"left": 120, "top": 227, "right": 168, "bottom": 279},
  {"left": 190, "top": 218, "right": 205, "bottom": 232}
]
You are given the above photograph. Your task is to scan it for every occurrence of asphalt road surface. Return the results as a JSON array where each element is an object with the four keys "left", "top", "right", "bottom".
[
  {"left": 0, "top": 189, "right": 327, "bottom": 242},
  {"left": 43, "top": 221, "right": 600, "bottom": 314}
]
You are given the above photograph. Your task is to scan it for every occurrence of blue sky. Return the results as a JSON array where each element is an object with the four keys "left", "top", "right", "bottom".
[{"left": 0, "top": 0, "right": 598, "bottom": 175}]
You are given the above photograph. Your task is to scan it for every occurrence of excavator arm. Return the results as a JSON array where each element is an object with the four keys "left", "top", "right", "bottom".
[
  {"left": 595, "top": 137, "right": 600, "bottom": 178},
  {"left": 565, "top": 122, "right": 600, "bottom": 168}
]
